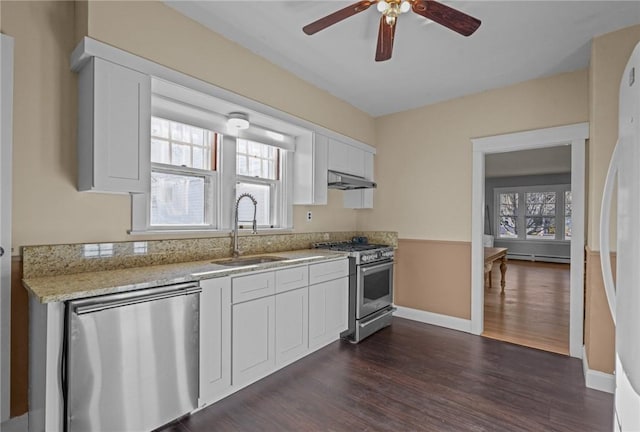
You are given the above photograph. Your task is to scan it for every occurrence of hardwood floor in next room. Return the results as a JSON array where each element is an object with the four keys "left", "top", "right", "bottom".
[
  {"left": 160, "top": 318, "right": 612, "bottom": 432},
  {"left": 483, "top": 260, "right": 570, "bottom": 355}
]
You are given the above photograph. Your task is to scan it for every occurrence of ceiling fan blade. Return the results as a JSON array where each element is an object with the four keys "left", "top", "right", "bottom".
[
  {"left": 303, "top": 1, "right": 375, "bottom": 35},
  {"left": 375, "top": 16, "right": 395, "bottom": 62},
  {"left": 411, "top": 0, "right": 481, "bottom": 37}
]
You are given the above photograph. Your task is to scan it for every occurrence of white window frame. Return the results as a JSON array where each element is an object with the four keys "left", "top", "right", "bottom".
[
  {"left": 132, "top": 112, "right": 222, "bottom": 233},
  {"left": 234, "top": 140, "right": 292, "bottom": 230},
  {"left": 149, "top": 162, "right": 217, "bottom": 229},
  {"left": 236, "top": 175, "right": 280, "bottom": 229},
  {"left": 494, "top": 184, "right": 571, "bottom": 243},
  {"left": 131, "top": 79, "right": 296, "bottom": 234}
]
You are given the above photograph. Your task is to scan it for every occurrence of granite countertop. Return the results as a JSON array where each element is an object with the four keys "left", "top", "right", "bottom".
[{"left": 23, "top": 249, "right": 347, "bottom": 304}]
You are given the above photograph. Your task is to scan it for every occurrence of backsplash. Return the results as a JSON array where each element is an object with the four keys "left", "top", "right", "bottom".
[{"left": 22, "top": 231, "right": 398, "bottom": 278}]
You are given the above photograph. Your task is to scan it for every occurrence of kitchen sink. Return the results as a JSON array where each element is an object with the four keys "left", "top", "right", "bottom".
[{"left": 213, "top": 256, "right": 287, "bottom": 267}]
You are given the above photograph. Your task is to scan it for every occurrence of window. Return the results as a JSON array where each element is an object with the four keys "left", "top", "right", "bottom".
[
  {"left": 564, "top": 191, "right": 572, "bottom": 239},
  {"left": 498, "top": 192, "right": 518, "bottom": 238},
  {"left": 149, "top": 117, "right": 218, "bottom": 228},
  {"left": 525, "top": 192, "right": 556, "bottom": 239},
  {"left": 494, "top": 185, "right": 571, "bottom": 242},
  {"left": 132, "top": 82, "right": 296, "bottom": 234},
  {"left": 236, "top": 139, "right": 281, "bottom": 228}
]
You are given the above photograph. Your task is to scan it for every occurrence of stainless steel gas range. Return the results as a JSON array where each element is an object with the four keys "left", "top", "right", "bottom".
[{"left": 313, "top": 239, "right": 395, "bottom": 343}]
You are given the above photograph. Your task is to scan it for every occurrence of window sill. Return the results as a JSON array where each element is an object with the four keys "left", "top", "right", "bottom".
[
  {"left": 128, "top": 227, "right": 294, "bottom": 237},
  {"left": 494, "top": 238, "right": 571, "bottom": 245}
]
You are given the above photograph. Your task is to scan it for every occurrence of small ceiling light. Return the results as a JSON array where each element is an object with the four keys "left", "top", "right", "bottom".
[
  {"left": 377, "top": 1, "right": 389, "bottom": 13},
  {"left": 400, "top": 0, "right": 411, "bottom": 13},
  {"left": 227, "top": 112, "right": 250, "bottom": 130}
]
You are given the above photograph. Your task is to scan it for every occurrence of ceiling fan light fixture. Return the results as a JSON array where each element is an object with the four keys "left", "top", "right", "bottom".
[
  {"left": 377, "top": 1, "right": 389, "bottom": 13},
  {"left": 227, "top": 112, "right": 250, "bottom": 130}
]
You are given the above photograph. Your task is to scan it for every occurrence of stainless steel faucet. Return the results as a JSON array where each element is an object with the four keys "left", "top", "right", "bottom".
[{"left": 233, "top": 193, "right": 258, "bottom": 257}]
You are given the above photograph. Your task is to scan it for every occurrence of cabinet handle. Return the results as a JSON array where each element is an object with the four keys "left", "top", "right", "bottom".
[{"left": 0, "top": 246, "right": 4, "bottom": 257}]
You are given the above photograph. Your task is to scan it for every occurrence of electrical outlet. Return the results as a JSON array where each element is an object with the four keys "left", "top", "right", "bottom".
[{"left": 306, "top": 211, "right": 312, "bottom": 221}]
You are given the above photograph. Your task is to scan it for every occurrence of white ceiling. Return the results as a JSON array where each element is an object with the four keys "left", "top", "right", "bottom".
[
  {"left": 485, "top": 145, "right": 571, "bottom": 177},
  {"left": 165, "top": 1, "right": 640, "bottom": 117}
]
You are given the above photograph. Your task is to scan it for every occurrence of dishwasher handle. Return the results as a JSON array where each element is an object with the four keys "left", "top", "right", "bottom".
[{"left": 73, "top": 282, "right": 201, "bottom": 316}]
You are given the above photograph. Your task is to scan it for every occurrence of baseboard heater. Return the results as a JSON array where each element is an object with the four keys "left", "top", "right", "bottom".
[{"left": 507, "top": 253, "right": 570, "bottom": 264}]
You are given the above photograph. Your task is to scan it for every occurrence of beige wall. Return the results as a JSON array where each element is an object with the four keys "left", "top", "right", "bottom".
[
  {"left": 585, "top": 248, "right": 616, "bottom": 373},
  {"left": 357, "top": 69, "right": 589, "bottom": 239},
  {"left": 582, "top": 24, "right": 640, "bottom": 374},
  {"left": 357, "top": 69, "right": 588, "bottom": 344},
  {"left": 3, "top": 1, "right": 372, "bottom": 250},
  {"left": 395, "top": 240, "right": 471, "bottom": 319},
  {"left": 588, "top": 24, "right": 640, "bottom": 251},
  {"left": 84, "top": 1, "right": 375, "bottom": 145}
]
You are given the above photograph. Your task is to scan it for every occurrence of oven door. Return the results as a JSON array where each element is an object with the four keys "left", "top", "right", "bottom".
[{"left": 356, "top": 260, "right": 394, "bottom": 319}]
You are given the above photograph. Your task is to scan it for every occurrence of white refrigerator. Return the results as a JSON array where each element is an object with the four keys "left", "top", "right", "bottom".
[{"left": 600, "top": 40, "right": 640, "bottom": 432}]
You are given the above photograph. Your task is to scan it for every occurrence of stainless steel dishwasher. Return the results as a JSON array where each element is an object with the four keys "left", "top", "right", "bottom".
[{"left": 64, "top": 282, "right": 201, "bottom": 432}]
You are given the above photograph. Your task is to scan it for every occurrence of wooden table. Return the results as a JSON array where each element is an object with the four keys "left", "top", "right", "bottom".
[{"left": 484, "top": 247, "right": 508, "bottom": 294}]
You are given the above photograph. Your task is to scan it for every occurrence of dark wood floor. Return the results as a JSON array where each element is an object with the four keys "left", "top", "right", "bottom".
[
  {"left": 160, "top": 318, "right": 613, "bottom": 432},
  {"left": 483, "top": 261, "right": 570, "bottom": 355}
]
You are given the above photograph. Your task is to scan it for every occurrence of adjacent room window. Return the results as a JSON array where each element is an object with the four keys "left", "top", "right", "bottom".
[
  {"left": 235, "top": 139, "right": 281, "bottom": 228},
  {"left": 149, "top": 117, "right": 218, "bottom": 228},
  {"left": 495, "top": 185, "right": 571, "bottom": 242},
  {"left": 498, "top": 192, "right": 518, "bottom": 239},
  {"left": 525, "top": 192, "right": 556, "bottom": 239},
  {"left": 564, "top": 191, "right": 572, "bottom": 240}
]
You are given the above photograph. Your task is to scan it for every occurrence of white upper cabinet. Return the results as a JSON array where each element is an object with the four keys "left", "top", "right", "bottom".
[
  {"left": 77, "top": 57, "right": 151, "bottom": 193},
  {"left": 344, "top": 151, "right": 374, "bottom": 209},
  {"left": 327, "top": 138, "right": 365, "bottom": 178},
  {"left": 293, "top": 133, "right": 328, "bottom": 205}
]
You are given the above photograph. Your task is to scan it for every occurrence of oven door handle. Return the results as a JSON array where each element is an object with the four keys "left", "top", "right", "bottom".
[{"left": 360, "top": 262, "right": 393, "bottom": 274}]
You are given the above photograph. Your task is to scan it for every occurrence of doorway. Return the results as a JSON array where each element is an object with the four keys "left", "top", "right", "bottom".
[
  {"left": 482, "top": 147, "right": 572, "bottom": 354},
  {"left": 470, "top": 123, "right": 587, "bottom": 359}
]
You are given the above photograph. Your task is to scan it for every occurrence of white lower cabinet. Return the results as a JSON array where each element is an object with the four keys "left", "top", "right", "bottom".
[
  {"left": 232, "top": 295, "right": 276, "bottom": 387},
  {"left": 199, "top": 277, "right": 232, "bottom": 406},
  {"left": 199, "top": 258, "right": 348, "bottom": 407},
  {"left": 309, "top": 276, "right": 349, "bottom": 350},
  {"left": 275, "top": 287, "right": 309, "bottom": 365}
]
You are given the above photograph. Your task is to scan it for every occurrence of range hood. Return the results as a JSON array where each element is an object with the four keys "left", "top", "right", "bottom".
[{"left": 327, "top": 170, "right": 377, "bottom": 190}]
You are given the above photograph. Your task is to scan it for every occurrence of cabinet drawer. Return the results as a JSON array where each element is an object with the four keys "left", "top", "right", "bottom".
[
  {"left": 309, "top": 259, "right": 349, "bottom": 285},
  {"left": 232, "top": 272, "right": 275, "bottom": 304},
  {"left": 275, "top": 266, "right": 309, "bottom": 294}
]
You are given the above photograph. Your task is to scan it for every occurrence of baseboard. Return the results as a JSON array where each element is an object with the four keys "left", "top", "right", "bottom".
[
  {"left": 394, "top": 306, "right": 472, "bottom": 333},
  {"left": 582, "top": 346, "right": 615, "bottom": 394},
  {"left": 0, "top": 413, "right": 27, "bottom": 432},
  {"left": 507, "top": 255, "right": 571, "bottom": 264}
]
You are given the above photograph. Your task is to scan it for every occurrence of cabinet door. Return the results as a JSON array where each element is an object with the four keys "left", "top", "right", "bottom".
[
  {"left": 293, "top": 133, "right": 328, "bottom": 205},
  {"left": 327, "top": 139, "right": 350, "bottom": 174},
  {"left": 232, "top": 296, "right": 276, "bottom": 387},
  {"left": 78, "top": 57, "right": 150, "bottom": 193},
  {"left": 346, "top": 145, "right": 365, "bottom": 178},
  {"left": 199, "top": 278, "right": 231, "bottom": 405},
  {"left": 344, "top": 151, "right": 374, "bottom": 209},
  {"left": 275, "top": 287, "right": 309, "bottom": 365},
  {"left": 329, "top": 139, "right": 365, "bottom": 177},
  {"left": 309, "top": 277, "right": 348, "bottom": 349}
]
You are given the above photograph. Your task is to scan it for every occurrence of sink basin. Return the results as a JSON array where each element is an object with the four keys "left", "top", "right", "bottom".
[{"left": 213, "top": 256, "right": 287, "bottom": 267}]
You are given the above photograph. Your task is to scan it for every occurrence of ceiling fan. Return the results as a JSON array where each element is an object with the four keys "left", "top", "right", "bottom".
[{"left": 302, "top": 0, "right": 481, "bottom": 62}]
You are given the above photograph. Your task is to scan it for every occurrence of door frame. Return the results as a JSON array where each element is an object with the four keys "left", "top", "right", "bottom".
[
  {"left": 0, "top": 33, "right": 15, "bottom": 422},
  {"left": 470, "top": 123, "right": 588, "bottom": 359}
]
